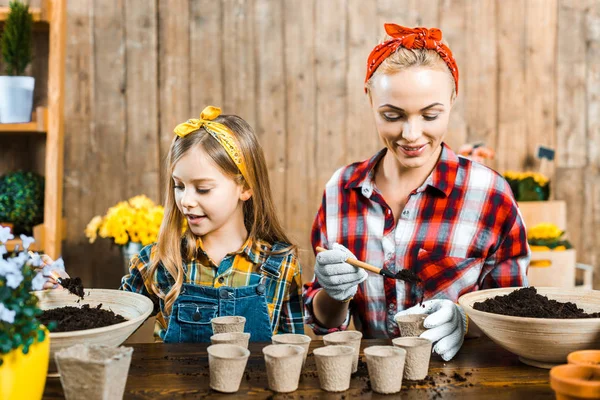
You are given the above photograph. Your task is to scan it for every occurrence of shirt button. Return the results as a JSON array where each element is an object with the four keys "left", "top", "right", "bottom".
[
  {"left": 402, "top": 210, "right": 409, "bottom": 216},
  {"left": 386, "top": 253, "right": 392, "bottom": 261},
  {"left": 387, "top": 209, "right": 392, "bottom": 215},
  {"left": 218, "top": 276, "right": 225, "bottom": 284}
]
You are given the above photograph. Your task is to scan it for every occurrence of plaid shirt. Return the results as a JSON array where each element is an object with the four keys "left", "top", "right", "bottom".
[
  {"left": 304, "top": 144, "right": 530, "bottom": 338},
  {"left": 120, "top": 238, "right": 304, "bottom": 340}
]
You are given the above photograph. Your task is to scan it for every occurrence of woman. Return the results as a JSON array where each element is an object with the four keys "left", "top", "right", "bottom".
[{"left": 304, "top": 24, "right": 530, "bottom": 361}]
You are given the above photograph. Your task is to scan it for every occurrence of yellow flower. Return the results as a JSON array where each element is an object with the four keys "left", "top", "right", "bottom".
[
  {"left": 528, "top": 223, "right": 562, "bottom": 240},
  {"left": 84, "top": 215, "right": 103, "bottom": 243}
]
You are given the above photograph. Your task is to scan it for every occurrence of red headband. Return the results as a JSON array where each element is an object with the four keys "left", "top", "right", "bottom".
[{"left": 365, "top": 24, "right": 459, "bottom": 95}]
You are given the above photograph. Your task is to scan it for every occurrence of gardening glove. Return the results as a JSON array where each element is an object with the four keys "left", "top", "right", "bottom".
[
  {"left": 314, "top": 243, "right": 368, "bottom": 302},
  {"left": 394, "top": 299, "right": 467, "bottom": 361}
]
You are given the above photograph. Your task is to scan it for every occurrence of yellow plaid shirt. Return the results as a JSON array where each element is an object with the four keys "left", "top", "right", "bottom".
[{"left": 120, "top": 238, "right": 304, "bottom": 340}]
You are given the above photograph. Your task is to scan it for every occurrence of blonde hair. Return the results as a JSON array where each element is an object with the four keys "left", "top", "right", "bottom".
[
  {"left": 147, "top": 114, "right": 295, "bottom": 313},
  {"left": 365, "top": 43, "right": 456, "bottom": 101}
]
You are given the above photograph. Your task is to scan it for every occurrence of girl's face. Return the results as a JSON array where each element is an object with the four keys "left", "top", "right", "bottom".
[
  {"left": 172, "top": 145, "right": 251, "bottom": 238},
  {"left": 369, "top": 67, "right": 454, "bottom": 171}
]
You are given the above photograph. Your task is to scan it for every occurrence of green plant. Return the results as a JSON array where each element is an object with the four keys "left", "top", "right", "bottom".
[
  {"left": 0, "top": 171, "right": 45, "bottom": 235},
  {"left": 0, "top": 226, "right": 50, "bottom": 366},
  {"left": 0, "top": 0, "right": 33, "bottom": 76},
  {"left": 503, "top": 171, "right": 550, "bottom": 201}
]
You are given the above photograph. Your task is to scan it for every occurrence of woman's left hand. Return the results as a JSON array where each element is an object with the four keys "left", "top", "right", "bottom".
[{"left": 394, "top": 299, "right": 467, "bottom": 361}]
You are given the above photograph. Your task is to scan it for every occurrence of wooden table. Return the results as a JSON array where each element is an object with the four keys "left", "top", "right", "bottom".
[{"left": 43, "top": 336, "right": 555, "bottom": 399}]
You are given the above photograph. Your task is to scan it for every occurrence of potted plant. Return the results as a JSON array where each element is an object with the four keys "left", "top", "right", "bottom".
[
  {"left": 85, "top": 195, "right": 164, "bottom": 273},
  {"left": 0, "top": 171, "right": 45, "bottom": 235},
  {"left": 0, "top": 226, "right": 50, "bottom": 400},
  {"left": 0, "top": 0, "right": 35, "bottom": 123}
]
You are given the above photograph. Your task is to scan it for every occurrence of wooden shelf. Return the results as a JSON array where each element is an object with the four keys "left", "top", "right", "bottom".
[
  {"left": 0, "top": 6, "right": 46, "bottom": 23},
  {"left": 3, "top": 220, "right": 66, "bottom": 253},
  {"left": 0, "top": 106, "right": 47, "bottom": 134}
]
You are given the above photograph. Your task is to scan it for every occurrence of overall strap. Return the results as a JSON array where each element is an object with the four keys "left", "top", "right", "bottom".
[{"left": 260, "top": 242, "right": 289, "bottom": 279}]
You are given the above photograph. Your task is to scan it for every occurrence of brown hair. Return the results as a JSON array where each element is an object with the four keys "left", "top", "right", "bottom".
[
  {"left": 147, "top": 114, "right": 295, "bottom": 313},
  {"left": 365, "top": 43, "right": 457, "bottom": 101}
]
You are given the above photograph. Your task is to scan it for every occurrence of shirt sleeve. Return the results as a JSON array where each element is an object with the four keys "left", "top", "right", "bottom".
[
  {"left": 276, "top": 254, "right": 305, "bottom": 334},
  {"left": 303, "top": 190, "right": 351, "bottom": 335},
  {"left": 479, "top": 188, "right": 531, "bottom": 289},
  {"left": 119, "top": 244, "right": 161, "bottom": 316}
]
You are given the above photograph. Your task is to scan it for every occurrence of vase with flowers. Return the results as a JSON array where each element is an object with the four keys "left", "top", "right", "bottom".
[
  {"left": 84, "top": 195, "right": 164, "bottom": 273},
  {"left": 0, "top": 226, "right": 51, "bottom": 399}
]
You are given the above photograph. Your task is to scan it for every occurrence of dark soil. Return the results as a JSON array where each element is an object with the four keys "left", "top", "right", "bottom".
[
  {"left": 394, "top": 269, "right": 422, "bottom": 284},
  {"left": 473, "top": 287, "right": 600, "bottom": 318},
  {"left": 60, "top": 277, "right": 85, "bottom": 299},
  {"left": 39, "top": 303, "right": 126, "bottom": 332}
]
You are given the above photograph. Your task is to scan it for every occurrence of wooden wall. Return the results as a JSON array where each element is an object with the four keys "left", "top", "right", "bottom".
[{"left": 1, "top": 0, "right": 599, "bottom": 289}]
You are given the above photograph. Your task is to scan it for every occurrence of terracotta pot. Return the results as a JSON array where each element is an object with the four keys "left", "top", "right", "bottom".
[
  {"left": 322, "top": 330, "right": 362, "bottom": 373},
  {"left": 271, "top": 333, "right": 311, "bottom": 365},
  {"left": 55, "top": 344, "right": 133, "bottom": 400},
  {"left": 262, "top": 344, "right": 304, "bottom": 393},
  {"left": 364, "top": 345, "right": 407, "bottom": 394},
  {"left": 211, "top": 316, "right": 246, "bottom": 334},
  {"left": 210, "top": 332, "right": 251, "bottom": 348},
  {"left": 392, "top": 337, "right": 432, "bottom": 380},
  {"left": 550, "top": 364, "right": 600, "bottom": 399},
  {"left": 207, "top": 344, "right": 250, "bottom": 393},
  {"left": 0, "top": 326, "right": 49, "bottom": 400},
  {"left": 395, "top": 314, "right": 428, "bottom": 337},
  {"left": 0, "top": 222, "right": 13, "bottom": 230},
  {"left": 568, "top": 350, "right": 600, "bottom": 366},
  {"left": 313, "top": 345, "right": 354, "bottom": 392}
]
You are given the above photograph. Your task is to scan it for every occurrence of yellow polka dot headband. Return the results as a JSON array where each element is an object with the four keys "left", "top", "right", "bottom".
[{"left": 173, "top": 106, "right": 248, "bottom": 181}]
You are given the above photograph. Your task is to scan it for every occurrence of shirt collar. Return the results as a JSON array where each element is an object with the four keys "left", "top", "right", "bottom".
[
  {"left": 195, "top": 236, "right": 267, "bottom": 265},
  {"left": 345, "top": 143, "right": 458, "bottom": 198}
]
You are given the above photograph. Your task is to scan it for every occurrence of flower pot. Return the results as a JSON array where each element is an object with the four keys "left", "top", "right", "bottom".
[
  {"left": 313, "top": 345, "right": 354, "bottom": 392},
  {"left": 550, "top": 364, "right": 600, "bottom": 399},
  {"left": 322, "top": 330, "right": 362, "bottom": 373},
  {"left": 262, "top": 344, "right": 304, "bottom": 393},
  {"left": 0, "top": 327, "right": 49, "bottom": 400},
  {"left": 395, "top": 314, "right": 428, "bottom": 337},
  {"left": 271, "top": 333, "right": 311, "bottom": 366},
  {"left": 207, "top": 344, "right": 250, "bottom": 393},
  {"left": 568, "top": 350, "right": 600, "bottom": 366},
  {"left": 392, "top": 337, "right": 432, "bottom": 380},
  {"left": 0, "top": 76, "right": 35, "bottom": 123},
  {"left": 211, "top": 316, "right": 246, "bottom": 334},
  {"left": 210, "top": 332, "right": 251, "bottom": 348},
  {"left": 0, "top": 222, "right": 14, "bottom": 230},
  {"left": 364, "top": 345, "right": 407, "bottom": 394},
  {"left": 121, "top": 242, "right": 143, "bottom": 274}
]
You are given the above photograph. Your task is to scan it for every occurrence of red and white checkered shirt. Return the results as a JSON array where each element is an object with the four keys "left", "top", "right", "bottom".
[{"left": 304, "top": 144, "right": 530, "bottom": 338}]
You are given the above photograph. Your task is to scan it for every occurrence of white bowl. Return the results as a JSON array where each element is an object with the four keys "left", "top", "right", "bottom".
[
  {"left": 458, "top": 287, "right": 600, "bottom": 368},
  {"left": 34, "top": 288, "right": 154, "bottom": 359}
]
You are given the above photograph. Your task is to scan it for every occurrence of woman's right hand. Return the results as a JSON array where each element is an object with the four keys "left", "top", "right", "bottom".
[
  {"left": 31, "top": 254, "right": 69, "bottom": 290},
  {"left": 314, "top": 243, "right": 368, "bottom": 302}
]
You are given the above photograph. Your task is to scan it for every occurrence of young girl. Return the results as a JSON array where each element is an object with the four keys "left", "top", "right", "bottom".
[{"left": 45, "top": 106, "right": 304, "bottom": 342}]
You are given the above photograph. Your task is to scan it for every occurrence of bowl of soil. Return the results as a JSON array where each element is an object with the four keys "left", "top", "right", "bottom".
[
  {"left": 34, "top": 288, "right": 154, "bottom": 360},
  {"left": 458, "top": 287, "right": 600, "bottom": 369}
]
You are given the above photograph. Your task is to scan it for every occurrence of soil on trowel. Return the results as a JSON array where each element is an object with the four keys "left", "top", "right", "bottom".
[
  {"left": 39, "top": 303, "right": 126, "bottom": 332},
  {"left": 473, "top": 287, "right": 600, "bottom": 319},
  {"left": 395, "top": 269, "right": 422, "bottom": 284},
  {"left": 60, "top": 277, "right": 85, "bottom": 299}
]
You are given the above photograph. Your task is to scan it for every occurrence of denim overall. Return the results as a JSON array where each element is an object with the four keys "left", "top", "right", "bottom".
[{"left": 162, "top": 243, "right": 287, "bottom": 343}]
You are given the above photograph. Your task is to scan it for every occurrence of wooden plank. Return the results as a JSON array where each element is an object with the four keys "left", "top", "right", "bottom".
[
  {"left": 124, "top": 0, "right": 160, "bottom": 202},
  {"left": 189, "top": 0, "right": 223, "bottom": 112},
  {"left": 0, "top": 6, "right": 44, "bottom": 22},
  {"left": 89, "top": 0, "right": 127, "bottom": 285},
  {"left": 464, "top": 0, "right": 497, "bottom": 154},
  {"left": 222, "top": 0, "right": 256, "bottom": 128},
  {"left": 31, "top": 30, "right": 49, "bottom": 109},
  {"left": 158, "top": 0, "right": 190, "bottom": 197},
  {"left": 44, "top": 0, "right": 66, "bottom": 260},
  {"left": 255, "top": 0, "right": 286, "bottom": 221},
  {"left": 495, "top": 0, "right": 527, "bottom": 174},
  {"left": 554, "top": 167, "right": 585, "bottom": 263},
  {"left": 526, "top": 0, "right": 558, "bottom": 176},
  {"left": 283, "top": 0, "right": 317, "bottom": 281},
  {"left": 556, "top": 0, "right": 587, "bottom": 168},
  {"left": 43, "top": 337, "right": 555, "bottom": 399},
  {"left": 439, "top": 0, "right": 468, "bottom": 151},
  {"left": 0, "top": 107, "right": 47, "bottom": 133},
  {"left": 586, "top": 2, "right": 600, "bottom": 169},
  {"left": 346, "top": 0, "right": 378, "bottom": 163},
  {"left": 62, "top": 0, "right": 95, "bottom": 286}
]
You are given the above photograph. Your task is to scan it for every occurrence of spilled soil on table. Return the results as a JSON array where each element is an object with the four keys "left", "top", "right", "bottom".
[{"left": 473, "top": 287, "right": 600, "bottom": 318}]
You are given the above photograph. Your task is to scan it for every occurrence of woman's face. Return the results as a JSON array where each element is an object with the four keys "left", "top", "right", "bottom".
[{"left": 369, "top": 67, "right": 454, "bottom": 171}]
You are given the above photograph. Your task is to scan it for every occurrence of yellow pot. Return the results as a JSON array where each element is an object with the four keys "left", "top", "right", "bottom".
[{"left": 0, "top": 327, "right": 50, "bottom": 400}]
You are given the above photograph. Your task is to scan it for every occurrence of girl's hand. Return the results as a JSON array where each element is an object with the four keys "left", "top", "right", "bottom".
[{"left": 30, "top": 253, "right": 70, "bottom": 290}]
